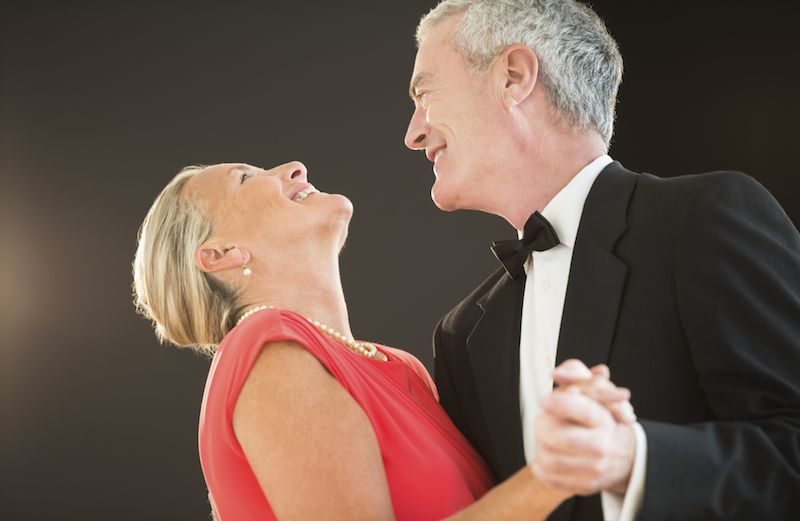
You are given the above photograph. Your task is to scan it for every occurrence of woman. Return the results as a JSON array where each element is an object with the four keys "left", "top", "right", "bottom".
[{"left": 132, "top": 161, "right": 634, "bottom": 520}]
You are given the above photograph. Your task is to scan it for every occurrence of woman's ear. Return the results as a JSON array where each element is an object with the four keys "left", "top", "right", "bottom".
[
  {"left": 195, "top": 243, "right": 250, "bottom": 274},
  {"left": 498, "top": 44, "right": 539, "bottom": 109}
]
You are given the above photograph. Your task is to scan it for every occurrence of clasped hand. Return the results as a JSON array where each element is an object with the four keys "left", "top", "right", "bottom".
[{"left": 530, "top": 360, "right": 637, "bottom": 497}]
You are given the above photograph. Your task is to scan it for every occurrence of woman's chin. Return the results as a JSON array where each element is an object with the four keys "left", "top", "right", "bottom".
[
  {"left": 311, "top": 193, "right": 353, "bottom": 234},
  {"left": 323, "top": 193, "right": 354, "bottom": 221}
]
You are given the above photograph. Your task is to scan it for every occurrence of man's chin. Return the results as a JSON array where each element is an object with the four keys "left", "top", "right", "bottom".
[{"left": 431, "top": 187, "right": 458, "bottom": 212}]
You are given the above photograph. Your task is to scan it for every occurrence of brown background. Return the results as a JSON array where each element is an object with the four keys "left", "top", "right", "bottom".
[{"left": 2, "top": 1, "right": 798, "bottom": 519}]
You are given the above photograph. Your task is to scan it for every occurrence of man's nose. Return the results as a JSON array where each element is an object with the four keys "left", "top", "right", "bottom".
[{"left": 404, "top": 107, "right": 429, "bottom": 151}]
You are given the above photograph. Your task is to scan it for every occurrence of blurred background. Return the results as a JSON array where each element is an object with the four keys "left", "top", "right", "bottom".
[{"left": 2, "top": 1, "right": 798, "bottom": 519}]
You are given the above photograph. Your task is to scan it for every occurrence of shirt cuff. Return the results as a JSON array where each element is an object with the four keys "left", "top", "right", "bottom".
[{"left": 601, "top": 422, "right": 647, "bottom": 521}]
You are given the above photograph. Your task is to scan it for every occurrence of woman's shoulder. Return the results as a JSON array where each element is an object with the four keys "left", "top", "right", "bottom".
[
  {"left": 210, "top": 309, "right": 321, "bottom": 386},
  {"left": 229, "top": 307, "right": 303, "bottom": 337},
  {"left": 203, "top": 309, "right": 342, "bottom": 428},
  {"left": 379, "top": 345, "right": 439, "bottom": 401},
  {"left": 217, "top": 308, "right": 313, "bottom": 355}
]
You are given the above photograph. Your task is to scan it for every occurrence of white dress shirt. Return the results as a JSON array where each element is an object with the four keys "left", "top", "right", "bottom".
[{"left": 518, "top": 155, "right": 646, "bottom": 521}]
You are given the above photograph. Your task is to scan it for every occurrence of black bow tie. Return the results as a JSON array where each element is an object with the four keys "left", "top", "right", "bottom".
[{"left": 491, "top": 212, "right": 560, "bottom": 279}]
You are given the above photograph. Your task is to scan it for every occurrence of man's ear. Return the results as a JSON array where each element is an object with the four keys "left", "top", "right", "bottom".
[
  {"left": 498, "top": 44, "right": 539, "bottom": 109},
  {"left": 195, "top": 243, "right": 250, "bottom": 274}
]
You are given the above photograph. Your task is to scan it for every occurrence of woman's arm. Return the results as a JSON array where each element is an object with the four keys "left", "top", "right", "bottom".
[
  {"left": 234, "top": 341, "right": 396, "bottom": 521},
  {"left": 234, "top": 340, "right": 571, "bottom": 521},
  {"left": 445, "top": 467, "right": 570, "bottom": 521}
]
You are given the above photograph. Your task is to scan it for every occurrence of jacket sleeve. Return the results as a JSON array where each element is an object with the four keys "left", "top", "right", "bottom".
[{"left": 640, "top": 172, "right": 800, "bottom": 520}]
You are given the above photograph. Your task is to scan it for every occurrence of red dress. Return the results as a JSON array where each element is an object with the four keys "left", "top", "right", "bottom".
[{"left": 198, "top": 308, "right": 494, "bottom": 520}]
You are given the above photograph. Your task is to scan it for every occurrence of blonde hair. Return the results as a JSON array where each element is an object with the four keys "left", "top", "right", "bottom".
[{"left": 132, "top": 166, "right": 242, "bottom": 355}]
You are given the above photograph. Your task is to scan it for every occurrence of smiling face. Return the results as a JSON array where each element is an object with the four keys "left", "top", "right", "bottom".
[
  {"left": 185, "top": 160, "right": 354, "bottom": 275},
  {"left": 404, "top": 15, "right": 502, "bottom": 212}
]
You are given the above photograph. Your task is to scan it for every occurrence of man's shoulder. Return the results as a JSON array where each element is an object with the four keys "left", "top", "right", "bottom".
[
  {"left": 586, "top": 163, "right": 764, "bottom": 222},
  {"left": 631, "top": 167, "right": 764, "bottom": 196},
  {"left": 613, "top": 167, "right": 776, "bottom": 219},
  {"left": 617, "top": 167, "right": 797, "bottom": 257},
  {"left": 635, "top": 169, "right": 784, "bottom": 217}
]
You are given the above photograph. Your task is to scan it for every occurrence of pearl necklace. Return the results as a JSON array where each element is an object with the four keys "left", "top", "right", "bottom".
[
  {"left": 236, "top": 305, "right": 273, "bottom": 327},
  {"left": 235, "top": 305, "right": 387, "bottom": 361}
]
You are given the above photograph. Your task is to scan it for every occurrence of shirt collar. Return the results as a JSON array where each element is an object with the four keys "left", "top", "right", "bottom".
[{"left": 518, "top": 155, "right": 612, "bottom": 248}]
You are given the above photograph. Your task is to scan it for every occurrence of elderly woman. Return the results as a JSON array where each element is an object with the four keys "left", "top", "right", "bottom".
[{"left": 133, "top": 161, "right": 634, "bottom": 521}]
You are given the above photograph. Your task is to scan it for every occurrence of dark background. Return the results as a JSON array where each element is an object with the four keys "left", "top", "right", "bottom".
[{"left": 2, "top": 1, "right": 798, "bottom": 519}]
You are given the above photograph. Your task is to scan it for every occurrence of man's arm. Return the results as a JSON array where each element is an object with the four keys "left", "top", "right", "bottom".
[
  {"left": 535, "top": 173, "right": 800, "bottom": 519},
  {"left": 638, "top": 172, "right": 800, "bottom": 519}
]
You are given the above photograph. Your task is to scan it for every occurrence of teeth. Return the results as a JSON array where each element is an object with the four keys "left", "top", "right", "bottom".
[
  {"left": 434, "top": 149, "right": 444, "bottom": 162},
  {"left": 293, "top": 187, "right": 318, "bottom": 202}
]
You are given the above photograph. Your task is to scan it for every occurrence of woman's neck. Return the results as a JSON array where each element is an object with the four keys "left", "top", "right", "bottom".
[{"left": 240, "top": 256, "right": 353, "bottom": 340}]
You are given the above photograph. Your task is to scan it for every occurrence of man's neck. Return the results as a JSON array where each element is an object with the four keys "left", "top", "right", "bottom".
[{"left": 491, "top": 134, "right": 607, "bottom": 230}]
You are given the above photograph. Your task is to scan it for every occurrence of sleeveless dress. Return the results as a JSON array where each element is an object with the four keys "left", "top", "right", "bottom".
[{"left": 198, "top": 308, "right": 494, "bottom": 520}]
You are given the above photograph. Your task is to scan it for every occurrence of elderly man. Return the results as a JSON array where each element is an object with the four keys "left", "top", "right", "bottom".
[{"left": 404, "top": 1, "right": 800, "bottom": 520}]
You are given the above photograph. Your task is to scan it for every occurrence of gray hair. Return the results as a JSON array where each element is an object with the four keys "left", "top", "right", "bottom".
[{"left": 416, "top": 0, "right": 623, "bottom": 146}]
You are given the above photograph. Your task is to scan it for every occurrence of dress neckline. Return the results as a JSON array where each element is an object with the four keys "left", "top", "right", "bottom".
[{"left": 273, "top": 307, "right": 400, "bottom": 365}]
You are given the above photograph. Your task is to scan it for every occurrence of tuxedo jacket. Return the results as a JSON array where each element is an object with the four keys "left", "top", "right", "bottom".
[{"left": 433, "top": 162, "right": 800, "bottom": 520}]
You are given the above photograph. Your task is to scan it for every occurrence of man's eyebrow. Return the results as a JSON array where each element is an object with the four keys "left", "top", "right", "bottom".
[{"left": 409, "top": 72, "right": 432, "bottom": 100}]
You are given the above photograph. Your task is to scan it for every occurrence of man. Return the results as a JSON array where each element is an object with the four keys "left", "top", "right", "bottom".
[{"left": 404, "top": 1, "right": 800, "bottom": 520}]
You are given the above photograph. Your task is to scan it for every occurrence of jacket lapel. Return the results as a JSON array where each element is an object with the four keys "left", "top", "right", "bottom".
[
  {"left": 466, "top": 269, "right": 528, "bottom": 480},
  {"left": 547, "top": 162, "right": 637, "bottom": 521},
  {"left": 556, "top": 161, "right": 638, "bottom": 370},
  {"left": 461, "top": 161, "right": 638, "bottom": 510}
]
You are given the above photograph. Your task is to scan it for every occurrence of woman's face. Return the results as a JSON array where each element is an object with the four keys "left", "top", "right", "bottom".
[{"left": 185, "top": 161, "right": 354, "bottom": 270}]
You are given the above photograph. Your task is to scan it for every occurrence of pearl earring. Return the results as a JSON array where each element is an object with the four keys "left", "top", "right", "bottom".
[{"left": 242, "top": 265, "right": 252, "bottom": 277}]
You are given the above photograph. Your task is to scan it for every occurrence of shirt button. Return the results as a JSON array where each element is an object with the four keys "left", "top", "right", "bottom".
[{"left": 542, "top": 280, "right": 550, "bottom": 291}]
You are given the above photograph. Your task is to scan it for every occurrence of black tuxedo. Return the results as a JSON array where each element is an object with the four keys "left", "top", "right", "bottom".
[{"left": 433, "top": 162, "right": 800, "bottom": 520}]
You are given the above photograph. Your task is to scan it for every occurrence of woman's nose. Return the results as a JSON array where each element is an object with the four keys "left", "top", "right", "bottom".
[{"left": 277, "top": 161, "right": 307, "bottom": 182}]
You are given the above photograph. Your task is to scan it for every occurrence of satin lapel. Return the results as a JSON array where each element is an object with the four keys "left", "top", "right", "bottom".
[
  {"left": 466, "top": 269, "right": 527, "bottom": 480},
  {"left": 556, "top": 162, "right": 638, "bottom": 370}
]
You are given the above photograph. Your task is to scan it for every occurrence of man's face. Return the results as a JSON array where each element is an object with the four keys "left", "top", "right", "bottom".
[{"left": 404, "top": 16, "right": 497, "bottom": 212}]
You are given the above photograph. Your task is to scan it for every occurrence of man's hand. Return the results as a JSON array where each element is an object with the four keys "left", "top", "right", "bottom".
[
  {"left": 530, "top": 359, "right": 637, "bottom": 496},
  {"left": 553, "top": 359, "right": 636, "bottom": 425}
]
